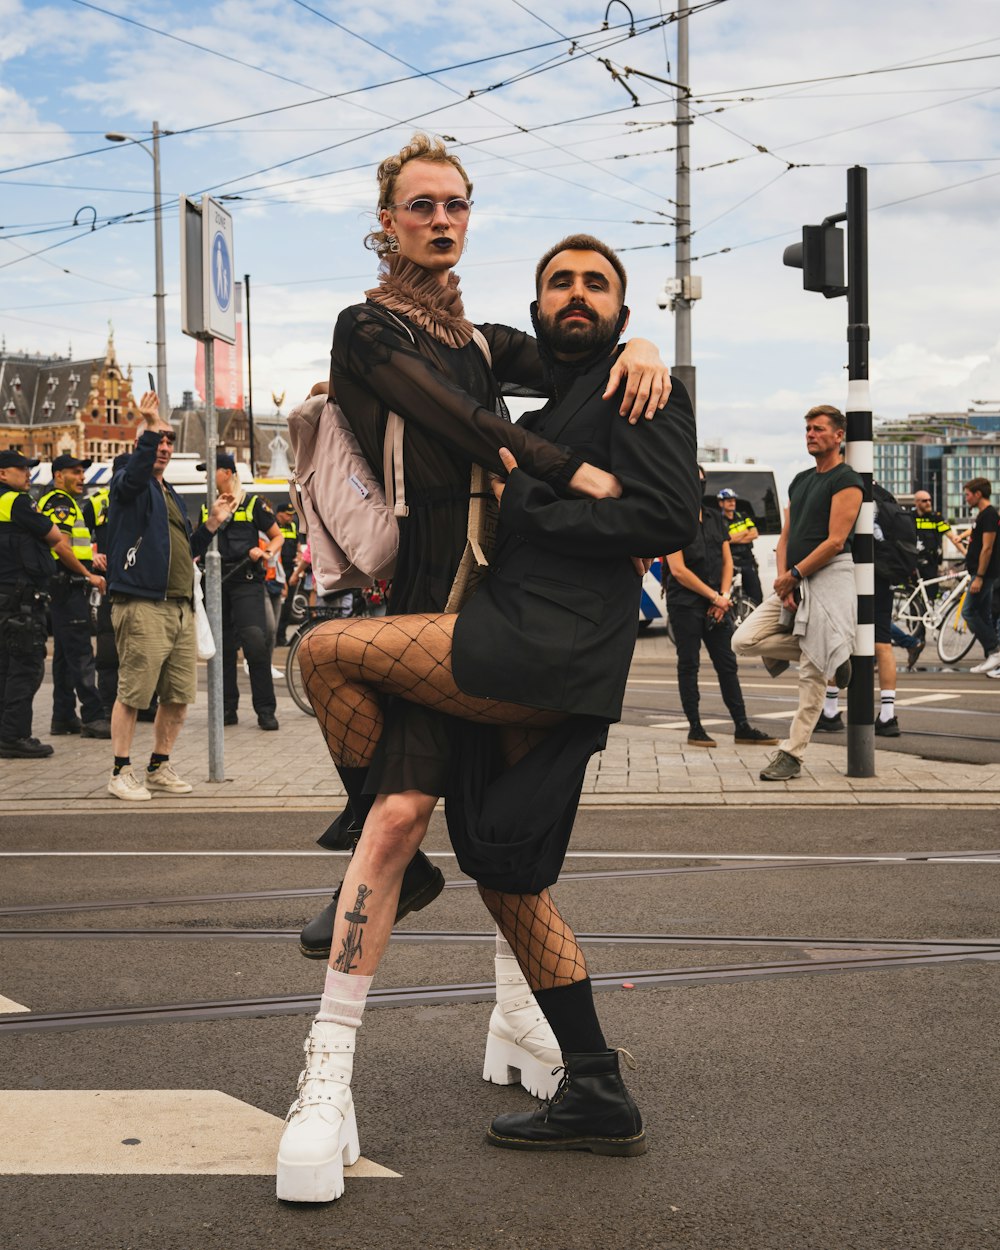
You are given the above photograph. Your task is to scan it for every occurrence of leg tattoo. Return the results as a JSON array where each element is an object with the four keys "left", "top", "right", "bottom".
[{"left": 333, "top": 883, "right": 373, "bottom": 973}]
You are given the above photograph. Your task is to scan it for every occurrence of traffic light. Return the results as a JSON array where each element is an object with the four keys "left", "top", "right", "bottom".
[{"left": 783, "top": 221, "right": 846, "bottom": 299}]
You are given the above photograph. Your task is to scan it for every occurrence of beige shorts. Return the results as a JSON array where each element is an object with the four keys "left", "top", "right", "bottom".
[{"left": 111, "top": 596, "right": 197, "bottom": 709}]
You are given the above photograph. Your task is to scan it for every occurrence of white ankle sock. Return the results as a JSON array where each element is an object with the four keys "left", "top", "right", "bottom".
[
  {"left": 879, "top": 691, "right": 896, "bottom": 723},
  {"left": 823, "top": 686, "right": 839, "bottom": 717},
  {"left": 317, "top": 967, "right": 373, "bottom": 1028}
]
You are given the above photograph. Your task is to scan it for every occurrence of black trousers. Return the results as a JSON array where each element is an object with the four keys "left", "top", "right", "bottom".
[
  {"left": 49, "top": 581, "right": 103, "bottom": 725},
  {"left": 93, "top": 595, "right": 119, "bottom": 718},
  {"left": 668, "top": 602, "right": 747, "bottom": 728},
  {"left": 221, "top": 577, "right": 276, "bottom": 715},
  {"left": 0, "top": 593, "right": 48, "bottom": 741}
]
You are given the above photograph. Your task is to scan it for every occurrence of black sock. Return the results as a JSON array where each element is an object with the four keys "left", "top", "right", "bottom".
[
  {"left": 148, "top": 752, "right": 169, "bottom": 773},
  {"left": 113, "top": 756, "right": 130, "bottom": 776},
  {"left": 533, "top": 978, "right": 607, "bottom": 1055}
]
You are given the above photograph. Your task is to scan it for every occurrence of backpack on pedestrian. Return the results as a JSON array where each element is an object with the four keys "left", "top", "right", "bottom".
[
  {"left": 286, "top": 308, "right": 496, "bottom": 603},
  {"left": 873, "top": 482, "right": 919, "bottom": 585}
]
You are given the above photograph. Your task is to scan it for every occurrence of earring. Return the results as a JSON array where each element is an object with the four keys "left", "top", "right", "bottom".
[
  {"left": 462, "top": 234, "right": 469, "bottom": 255},
  {"left": 387, "top": 235, "right": 400, "bottom": 253}
]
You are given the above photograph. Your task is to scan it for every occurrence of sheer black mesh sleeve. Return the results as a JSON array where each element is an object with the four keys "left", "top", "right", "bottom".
[{"left": 332, "top": 306, "right": 580, "bottom": 489}]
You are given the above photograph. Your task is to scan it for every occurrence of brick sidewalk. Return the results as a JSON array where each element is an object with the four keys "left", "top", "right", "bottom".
[{"left": 4, "top": 660, "right": 998, "bottom": 813}]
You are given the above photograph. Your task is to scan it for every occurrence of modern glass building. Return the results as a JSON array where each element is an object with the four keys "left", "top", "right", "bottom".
[{"left": 874, "top": 411, "right": 1000, "bottom": 522}]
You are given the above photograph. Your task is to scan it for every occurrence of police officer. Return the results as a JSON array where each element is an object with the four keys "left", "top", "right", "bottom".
[
  {"left": 717, "top": 487, "right": 763, "bottom": 604},
  {"left": 198, "top": 451, "right": 283, "bottom": 729},
  {"left": 0, "top": 450, "right": 106, "bottom": 758},
  {"left": 913, "top": 489, "right": 965, "bottom": 601},
  {"left": 273, "top": 500, "right": 299, "bottom": 648},
  {"left": 38, "top": 454, "right": 111, "bottom": 737}
]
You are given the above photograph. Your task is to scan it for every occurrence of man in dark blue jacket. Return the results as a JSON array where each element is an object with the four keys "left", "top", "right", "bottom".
[{"left": 106, "top": 391, "right": 234, "bottom": 801}]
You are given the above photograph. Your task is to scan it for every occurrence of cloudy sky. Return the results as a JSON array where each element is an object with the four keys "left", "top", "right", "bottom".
[{"left": 2, "top": 0, "right": 999, "bottom": 491}]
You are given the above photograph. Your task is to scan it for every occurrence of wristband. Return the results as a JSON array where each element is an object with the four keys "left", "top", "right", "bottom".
[{"left": 790, "top": 565, "right": 803, "bottom": 581}]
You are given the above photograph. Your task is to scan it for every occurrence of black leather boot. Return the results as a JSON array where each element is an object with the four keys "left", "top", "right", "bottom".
[
  {"left": 487, "top": 1048, "right": 646, "bottom": 1157},
  {"left": 298, "top": 850, "right": 445, "bottom": 959}
]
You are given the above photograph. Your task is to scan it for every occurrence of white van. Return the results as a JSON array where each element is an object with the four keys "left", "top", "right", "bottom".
[
  {"left": 30, "top": 455, "right": 291, "bottom": 526},
  {"left": 639, "top": 462, "right": 782, "bottom": 630}
]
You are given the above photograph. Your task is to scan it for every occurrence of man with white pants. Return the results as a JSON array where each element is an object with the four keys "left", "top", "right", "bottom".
[{"left": 732, "top": 405, "right": 862, "bottom": 781}]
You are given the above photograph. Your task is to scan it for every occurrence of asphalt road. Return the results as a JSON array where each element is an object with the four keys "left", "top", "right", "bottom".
[{"left": 2, "top": 808, "right": 998, "bottom": 1250}]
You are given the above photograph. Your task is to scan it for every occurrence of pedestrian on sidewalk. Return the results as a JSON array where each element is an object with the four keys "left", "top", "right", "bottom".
[
  {"left": 0, "top": 451, "right": 106, "bottom": 759},
  {"left": 732, "top": 405, "right": 862, "bottom": 781},
  {"left": 105, "top": 392, "right": 234, "bottom": 801},
  {"left": 666, "top": 467, "right": 777, "bottom": 749},
  {"left": 197, "top": 453, "right": 283, "bottom": 730},
  {"left": 873, "top": 482, "right": 920, "bottom": 738},
  {"left": 38, "top": 455, "right": 111, "bottom": 739},
  {"left": 961, "top": 478, "right": 1000, "bottom": 675}
]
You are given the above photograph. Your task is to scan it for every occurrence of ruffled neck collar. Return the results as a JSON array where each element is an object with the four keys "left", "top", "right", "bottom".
[{"left": 365, "top": 254, "right": 474, "bottom": 348}]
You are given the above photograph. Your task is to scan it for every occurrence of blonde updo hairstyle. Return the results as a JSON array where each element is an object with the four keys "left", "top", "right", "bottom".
[{"left": 365, "top": 132, "right": 473, "bottom": 258}]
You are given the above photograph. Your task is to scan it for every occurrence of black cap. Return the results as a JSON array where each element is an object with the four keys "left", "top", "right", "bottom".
[
  {"left": 0, "top": 450, "right": 40, "bottom": 470},
  {"left": 52, "top": 453, "right": 92, "bottom": 472},
  {"left": 196, "top": 451, "right": 237, "bottom": 473},
  {"left": 275, "top": 499, "right": 294, "bottom": 512}
]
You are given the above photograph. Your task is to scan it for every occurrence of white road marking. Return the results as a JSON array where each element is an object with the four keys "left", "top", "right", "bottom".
[
  {"left": 0, "top": 995, "right": 30, "bottom": 1013},
  {"left": 0, "top": 1090, "right": 399, "bottom": 1178},
  {"left": 893, "top": 694, "right": 960, "bottom": 706}
]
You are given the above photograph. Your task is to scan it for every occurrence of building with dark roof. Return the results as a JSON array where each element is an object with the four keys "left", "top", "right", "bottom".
[{"left": 0, "top": 330, "right": 142, "bottom": 461}]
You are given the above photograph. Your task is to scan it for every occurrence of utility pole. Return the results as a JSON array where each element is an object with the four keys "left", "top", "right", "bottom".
[
  {"left": 151, "top": 121, "right": 167, "bottom": 419},
  {"left": 673, "top": 0, "right": 696, "bottom": 413},
  {"left": 105, "top": 122, "right": 169, "bottom": 418},
  {"left": 244, "top": 273, "right": 256, "bottom": 475}
]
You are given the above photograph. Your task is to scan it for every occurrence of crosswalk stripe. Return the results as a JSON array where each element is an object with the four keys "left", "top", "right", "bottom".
[{"left": 0, "top": 1090, "right": 400, "bottom": 1177}]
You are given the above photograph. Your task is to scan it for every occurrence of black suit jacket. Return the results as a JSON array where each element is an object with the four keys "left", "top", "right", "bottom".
[{"left": 453, "top": 361, "right": 699, "bottom": 720}]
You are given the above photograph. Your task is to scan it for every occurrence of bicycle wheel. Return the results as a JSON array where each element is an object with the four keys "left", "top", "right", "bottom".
[
  {"left": 936, "top": 590, "right": 976, "bottom": 663},
  {"left": 733, "top": 594, "right": 756, "bottom": 627},
  {"left": 285, "top": 628, "right": 317, "bottom": 716}
]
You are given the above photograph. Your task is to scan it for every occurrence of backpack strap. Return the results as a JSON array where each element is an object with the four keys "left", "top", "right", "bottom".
[{"left": 366, "top": 304, "right": 416, "bottom": 521}]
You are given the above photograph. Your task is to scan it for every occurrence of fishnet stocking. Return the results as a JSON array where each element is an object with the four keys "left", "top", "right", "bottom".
[
  {"left": 297, "top": 614, "right": 563, "bottom": 768},
  {"left": 479, "top": 886, "right": 588, "bottom": 990}
]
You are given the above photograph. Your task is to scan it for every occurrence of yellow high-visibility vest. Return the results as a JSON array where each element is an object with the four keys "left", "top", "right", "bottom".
[{"left": 38, "top": 489, "right": 93, "bottom": 562}]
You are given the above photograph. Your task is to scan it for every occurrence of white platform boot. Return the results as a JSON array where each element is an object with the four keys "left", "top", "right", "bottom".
[
  {"left": 276, "top": 1020, "right": 361, "bottom": 1203},
  {"left": 483, "top": 951, "right": 561, "bottom": 1100}
]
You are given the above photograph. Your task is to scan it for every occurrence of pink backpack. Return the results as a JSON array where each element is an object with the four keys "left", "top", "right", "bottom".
[
  {"left": 287, "top": 394, "right": 404, "bottom": 594},
  {"left": 287, "top": 314, "right": 494, "bottom": 599}
]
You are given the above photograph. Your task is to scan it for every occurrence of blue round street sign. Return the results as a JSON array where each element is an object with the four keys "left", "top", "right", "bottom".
[{"left": 211, "top": 231, "right": 232, "bottom": 313}]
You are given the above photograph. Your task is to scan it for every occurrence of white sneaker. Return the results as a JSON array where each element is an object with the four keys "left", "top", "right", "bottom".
[
  {"left": 986, "top": 666, "right": 1000, "bottom": 679},
  {"left": 276, "top": 1020, "right": 360, "bottom": 1204},
  {"left": 144, "top": 762, "right": 194, "bottom": 794},
  {"left": 107, "top": 766, "right": 152, "bottom": 802},
  {"left": 483, "top": 954, "right": 562, "bottom": 1100},
  {"left": 270, "top": 666, "right": 284, "bottom": 678},
  {"left": 970, "top": 649, "right": 1000, "bottom": 673}
]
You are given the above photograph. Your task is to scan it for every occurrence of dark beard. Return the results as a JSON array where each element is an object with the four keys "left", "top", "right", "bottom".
[{"left": 538, "top": 306, "right": 620, "bottom": 357}]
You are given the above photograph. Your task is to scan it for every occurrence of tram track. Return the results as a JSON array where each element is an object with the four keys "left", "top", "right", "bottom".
[
  {"left": 3, "top": 941, "right": 999, "bottom": 1034},
  {"left": 0, "top": 855, "right": 951, "bottom": 920}
]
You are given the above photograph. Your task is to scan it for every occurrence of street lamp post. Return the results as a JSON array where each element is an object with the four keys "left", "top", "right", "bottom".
[{"left": 105, "top": 122, "right": 170, "bottom": 419}]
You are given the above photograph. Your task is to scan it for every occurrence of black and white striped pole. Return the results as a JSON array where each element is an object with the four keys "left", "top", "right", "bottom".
[
  {"left": 783, "top": 164, "right": 874, "bottom": 777},
  {"left": 843, "top": 166, "right": 874, "bottom": 777}
]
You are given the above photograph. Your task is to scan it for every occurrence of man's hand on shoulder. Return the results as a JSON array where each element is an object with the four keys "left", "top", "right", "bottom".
[{"left": 604, "top": 339, "right": 671, "bottom": 424}]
